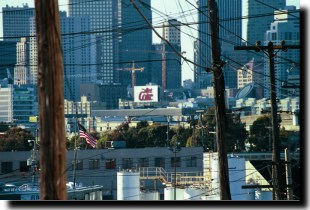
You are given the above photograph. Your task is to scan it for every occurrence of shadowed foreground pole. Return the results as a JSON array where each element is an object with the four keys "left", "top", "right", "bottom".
[
  {"left": 34, "top": 0, "right": 67, "bottom": 200},
  {"left": 208, "top": 0, "right": 231, "bottom": 200}
]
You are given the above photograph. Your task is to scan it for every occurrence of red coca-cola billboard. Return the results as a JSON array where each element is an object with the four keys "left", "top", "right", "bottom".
[{"left": 134, "top": 85, "right": 158, "bottom": 102}]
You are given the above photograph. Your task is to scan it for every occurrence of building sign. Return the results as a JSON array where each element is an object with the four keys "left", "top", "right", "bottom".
[{"left": 134, "top": 85, "right": 158, "bottom": 102}]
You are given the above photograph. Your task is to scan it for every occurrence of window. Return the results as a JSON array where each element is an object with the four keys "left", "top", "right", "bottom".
[
  {"left": 20, "top": 161, "right": 29, "bottom": 172},
  {"left": 122, "top": 158, "right": 133, "bottom": 169},
  {"left": 89, "top": 159, "right": 100, "bottom": 170},
  {"left": 72, "top": 160, "right": 83, "bottom": 170},
  {"left": 171, "top": 157, "right": 181, "bottom": 168},
  {"left": 138, "top": 158, "right": 149, "bottom": 168},
  {"left": 154, "top": 157, "right": 165, "bottom": 168},
  {"left": 186, "top": 156, "right": 197, "bottom": 167},
  {"left": 105, "top": 159, "right": 116, "bottom": 169},
  {"left": 1, "top": 162, "right": 13, "bottom": 173}
]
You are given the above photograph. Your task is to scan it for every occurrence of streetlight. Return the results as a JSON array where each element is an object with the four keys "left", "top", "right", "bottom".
[
  {"left": 27, "top": 139, "right": 38, "bottom": 183},
  {"left": 169, "top": 141, "right": 181, "bottom": 200},
  {"left": 196, "top": 110, "right": 205, "bottom": 149},
  {"left": 209, "top": 131, "right": 217, "bottom": 152}
]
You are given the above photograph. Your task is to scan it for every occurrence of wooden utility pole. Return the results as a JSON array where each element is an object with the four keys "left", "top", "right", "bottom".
[
  {"left": 34, "top": 0, "right": 67, "bottom": 200},
  {"left": 208, "top": 0, "right": 231, "bottom": 200},
  {"left": 234, "top": 41, "right": 299, "bottom": 200}
]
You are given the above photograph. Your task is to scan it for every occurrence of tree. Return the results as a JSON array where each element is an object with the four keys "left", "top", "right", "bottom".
[
  {"left": 171, "top": 126, "right": 191, "bottom": 147},
  {"left": 0, "top": 127, "right": 34, "bottom": 151},
  {"left": 247, "top": 115, "right": 271, "bottom": 152},
  {"left": 226, "top": 112, "right": 248, "bottom": 152},
  {"left": 201, "top": 108, "right": 248, "bottom": 152}
]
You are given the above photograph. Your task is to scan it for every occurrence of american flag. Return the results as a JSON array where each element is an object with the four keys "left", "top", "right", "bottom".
[{"left": 78, "top": 123, "right": 97, "bottom": 148}]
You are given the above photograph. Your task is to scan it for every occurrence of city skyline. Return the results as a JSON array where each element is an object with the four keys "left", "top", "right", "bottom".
[
  {"left": 0, "top": 0, "right": 302, "bottom": 203},
  {"left": 0, "top": 0, "right": 301, "bottom": 82}
]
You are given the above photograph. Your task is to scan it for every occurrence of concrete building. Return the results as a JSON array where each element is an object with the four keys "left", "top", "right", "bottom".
[
  {"left": 0, "top": 83, "right": 13, "bottom": 122},
  {"left": 80, "top": 83, "right": 127, "bottom": 109},
  {"left": 163, "top": 19, "right": 181, "bottom": 46},
  {"left": 264, "top": 6, "right": 300, "bottom": 99},
  {"left": 244, "top": 0, "right": 286, "bottom": 46},
  {"left": 0, "top": 147, "right": 204, "bottom": 200},
  {"left": 14, "top": 38, "right": 29, "bottom": 85}
]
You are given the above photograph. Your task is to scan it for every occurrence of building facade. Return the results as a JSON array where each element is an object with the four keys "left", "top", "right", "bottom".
[
  {"left": 14, "top": 38, "right": 29, "bottom": 85},
  {"left": 0, "top": 41, "right": 16, "bottom": 81},
  {"left": 0, "top": 83, "right": 13, "bottom": 122},
  {"left": 13, "top": 85, "right": 38, "bottom": 125},
  {"left": 118, "top": 0, "right": 153, "bottom": 87},
  {"left": 69, "top": 0, "right": 119, "bottom": 85},
  {"left": 29, "top": 12, "right": 94, "bottom": 100},
  {"left": 0, "top": 147, "right": 203, "bottom": 200},
  {"left": 2, "top": 4, "right": 34, "bottom": 42},
  {"left": 263, "top": 6, "right": 300, "bottom": 99},
  {"left": 195, "top": 0, "right": 242, "bottom": 88}
]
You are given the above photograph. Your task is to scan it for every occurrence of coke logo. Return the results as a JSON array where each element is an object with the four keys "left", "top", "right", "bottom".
[{"left": 138, "top": 88, "right": 153, "bottom": 101}]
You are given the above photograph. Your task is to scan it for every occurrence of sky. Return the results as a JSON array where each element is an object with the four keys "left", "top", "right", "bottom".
[{"left": 0, "top": 0, "right": 302, "bottom": 81}]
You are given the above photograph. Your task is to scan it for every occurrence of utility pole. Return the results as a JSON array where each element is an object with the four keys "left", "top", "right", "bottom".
[
  {"left": 235, "top": 41, "right": 299, "bottom": 200},
  {"left": 34, "top": 0, "right": 67, "bottom": 200},
  {"left": 208, "top": 0, "right": 231, "bottom": 200}
]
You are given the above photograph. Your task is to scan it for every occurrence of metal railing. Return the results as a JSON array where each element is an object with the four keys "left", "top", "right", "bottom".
[{"left": 138, "top": 167, "right": 208, "bottom": 186}]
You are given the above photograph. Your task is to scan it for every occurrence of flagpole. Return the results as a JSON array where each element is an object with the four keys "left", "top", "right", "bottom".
[{"left": 73, "top": 108, "right": 79, "bottom": 191}]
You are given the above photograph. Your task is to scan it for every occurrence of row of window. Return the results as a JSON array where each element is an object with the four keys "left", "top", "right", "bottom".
[
  {"left": 1, "top": 161, "right": 29, "bottom": 174},
  {"left": 0, "top": 156, "right": 198, "bottom": 174},
  {"left": 72, "top": 156, "right": 197, "bottom": 171}
]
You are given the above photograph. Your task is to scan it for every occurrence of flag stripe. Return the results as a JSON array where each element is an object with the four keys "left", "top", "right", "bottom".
[{"left": 78, "top": 123, "right": 97, "bottom": 148}]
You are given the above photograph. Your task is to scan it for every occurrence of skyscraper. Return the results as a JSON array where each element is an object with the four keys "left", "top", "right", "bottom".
[
  {"left": 14, "top": 38, "right": 29, "bottom": 85},
  {"left": 2, "top": 4, "right": 34, "bottom": 42},
  {"left": 0, "top": 41, "right": 16, "bottom": 80},
  {"left": 244, "top": 0, "right": 286, "bottom": 46},
  {"left": 69, "top": 0, "right": 119, "bottom": 85},
  {"left": 263, "top": 6, "right": 300, "bottom": 99},
  {"left": 195, "top": 0, "right": 242, "bottom": 88},
  {"left": 29, "top": 12, "right": 94, "bottom": 100},
  {"left": 2, "top": 4, "right": 34, "bottom": 81},
  {"left": 118, "top": 0, "right": 153, "bottom": 87}
]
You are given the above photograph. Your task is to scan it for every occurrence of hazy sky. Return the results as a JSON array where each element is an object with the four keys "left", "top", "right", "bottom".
[{"left": 0, "top": 0, "right": 302, "bottom": 81}]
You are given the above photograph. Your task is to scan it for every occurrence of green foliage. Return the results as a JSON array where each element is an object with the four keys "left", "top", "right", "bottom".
[
  {"left": 0, "top": 122, "right": 10, "bottom": 132},
  {"left": 0, "top": 127, "right": 34, "bottom": 151},
  {"left": 247, "top": 115, "right": 271, "bottom": 152}
]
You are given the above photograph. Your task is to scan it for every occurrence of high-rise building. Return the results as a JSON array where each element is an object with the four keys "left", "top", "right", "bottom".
[
  {"left": 0, "top": 41, "right": 16, "bottom": 80},
  {"left": 2, "top": 4, "right": 34, "bottom": 42},
  {"left": 118, "top": 0, "right": 153, "bottom": 87},
  {"left": 264, "top": 6, "right": 300, "bottom": 99},
  {"left": 150, "top": 43, "right": 182, "bottom": 91},
  {"left": 69, "top": 0, "right": 119, "bottom": 85},
  {"left": 195, "top": 0, "right": 242, "bottom": 88},
  {"left": 244, "top": 0, "right": 286, "bottom": 46},
  {"left": 29, "top": 12, "right": 94, "bottom": 100},
  {"left": 2, "top": 4, "right": 34, "bottom": 80},
  {"left": 163, "top": 19, "right": 181, "bottom": 46},
  {"left": 14, "top": 38, "right": 29, "bottom": 85}
]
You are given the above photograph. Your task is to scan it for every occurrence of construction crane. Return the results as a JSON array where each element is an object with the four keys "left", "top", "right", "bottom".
[{"left": 117, "top": 61, "right": 144, "bottom": 97}]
